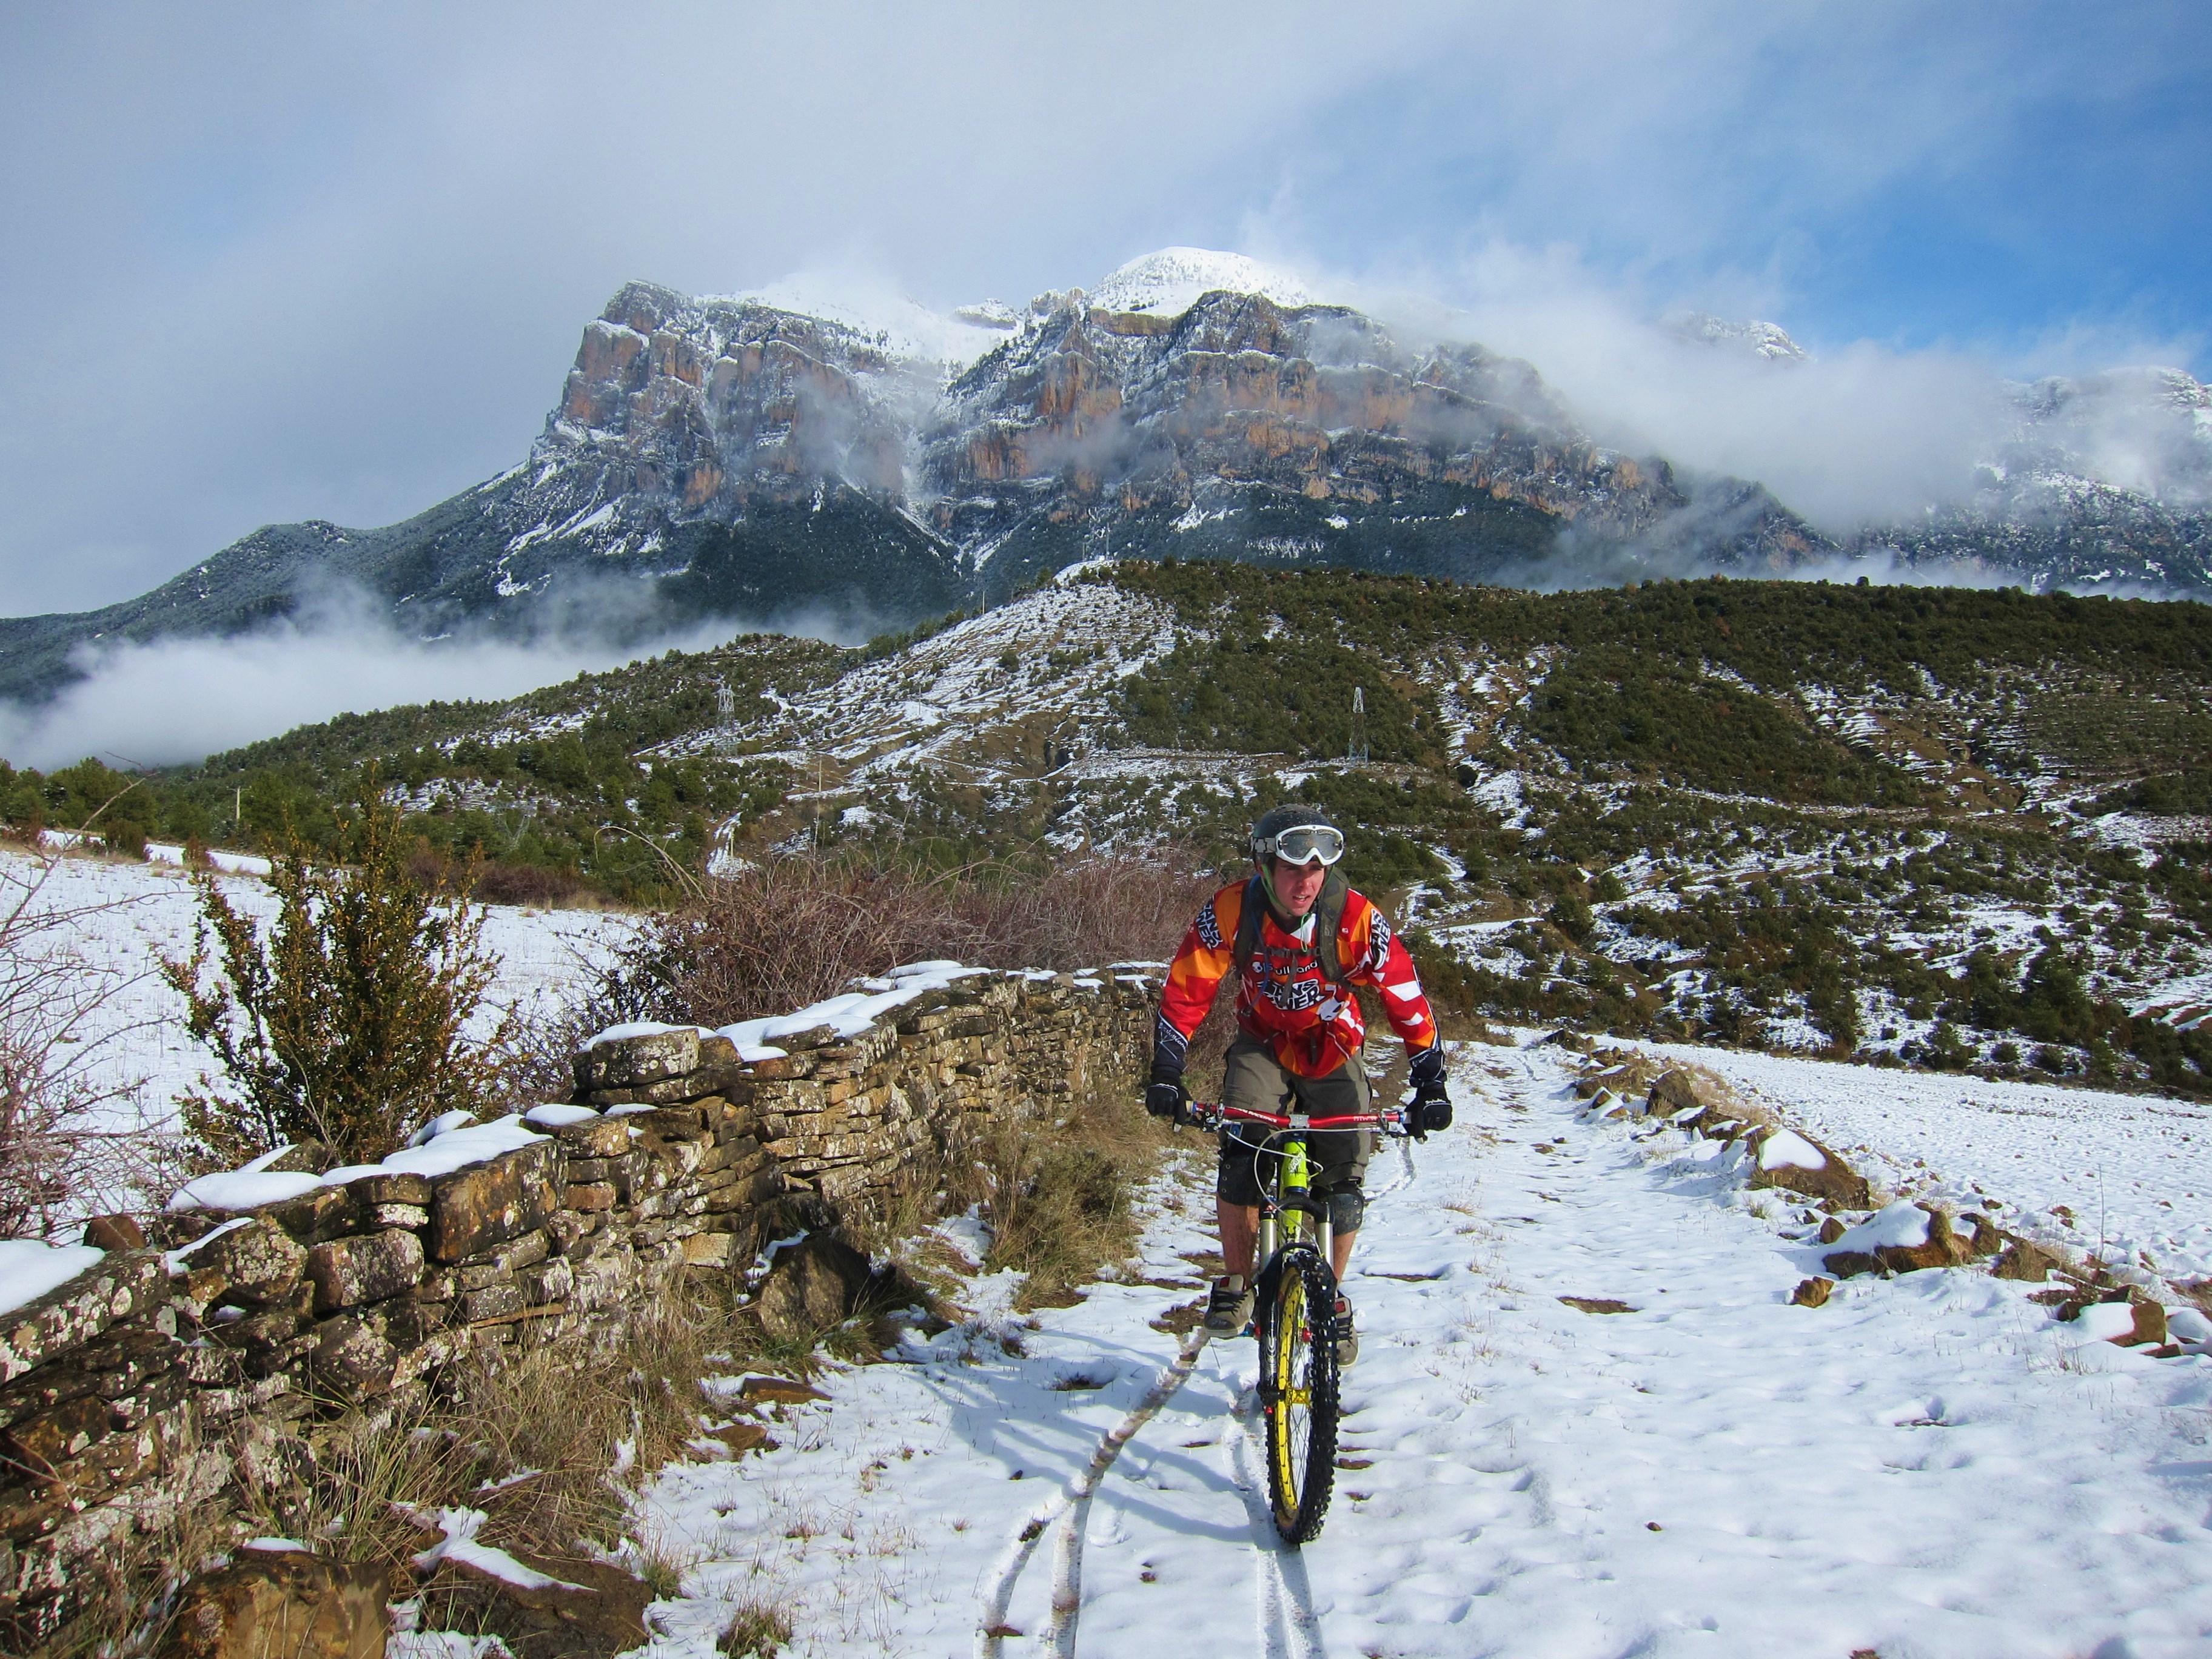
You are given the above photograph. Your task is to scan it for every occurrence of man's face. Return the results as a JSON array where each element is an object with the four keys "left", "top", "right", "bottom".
[{"left": 1270, "top": 856, "right": 1329, "bottom": 919}]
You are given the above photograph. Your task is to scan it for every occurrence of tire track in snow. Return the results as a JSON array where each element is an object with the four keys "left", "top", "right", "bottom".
[
  {"left": 977, "top": 1329, "right": 1212, "bottom": 1658},
  {"left": 1228, "top": 1394, "right": 1330, "bottom": 1659}
]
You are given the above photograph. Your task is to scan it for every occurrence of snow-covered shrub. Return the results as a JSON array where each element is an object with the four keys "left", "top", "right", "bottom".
[{"left": 160, "top": 794, "right": 517, "bottom": 1167}]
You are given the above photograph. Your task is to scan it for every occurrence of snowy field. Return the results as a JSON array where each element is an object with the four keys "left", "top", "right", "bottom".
[
  {"left": 623, "top": 1044, "right": 2212, "bottom": 1658},
  {"left": 4, "top": 846, "right": 632, "bottom": 1156},
  {"left": 1621, "top": 1038, "right": 2212, "bottom": 1287}
]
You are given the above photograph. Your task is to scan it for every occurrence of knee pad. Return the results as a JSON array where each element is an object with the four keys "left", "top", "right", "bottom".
[{"left": 1325, "top": 1186, "right": 1366, "bottom": 1235}]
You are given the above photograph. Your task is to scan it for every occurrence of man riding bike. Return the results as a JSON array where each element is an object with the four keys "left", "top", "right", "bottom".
[{"left": 1146, "top": 805, "right": 1453, "bottom": 1364}]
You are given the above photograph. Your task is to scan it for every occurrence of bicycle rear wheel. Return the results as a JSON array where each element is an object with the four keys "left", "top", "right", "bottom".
[{"left": 1261, "top": 1247, "right": 1341, "bottom": 1544}]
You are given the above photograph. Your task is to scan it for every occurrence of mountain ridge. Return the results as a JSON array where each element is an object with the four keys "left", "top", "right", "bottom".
[{"left": 4, "top": 249, "right": 2206, "bottom": 711}]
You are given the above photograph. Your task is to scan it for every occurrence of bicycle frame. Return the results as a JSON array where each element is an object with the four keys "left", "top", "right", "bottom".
[{"left": 1181, "top": 1100, "right": 1408, "bottom": 1283}]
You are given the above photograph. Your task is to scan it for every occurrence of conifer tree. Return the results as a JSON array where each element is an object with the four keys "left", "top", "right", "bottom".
[{"left": 163, "top": 785, "right": 515, "bottom": 1167}]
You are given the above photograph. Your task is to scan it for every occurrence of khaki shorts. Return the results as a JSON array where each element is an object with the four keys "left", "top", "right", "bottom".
[{"left": 1215, "top": 1034, "right": 1373, "bottom": 1213}]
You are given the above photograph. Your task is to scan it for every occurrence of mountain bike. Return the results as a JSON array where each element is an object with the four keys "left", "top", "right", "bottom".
[{"left": 1178, "top": 1098, "right": 1411, "bottom": 1545}]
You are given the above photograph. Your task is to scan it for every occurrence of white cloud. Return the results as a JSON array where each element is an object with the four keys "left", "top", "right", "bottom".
[{"left": 0, "top": 589, "right": 857, "bottom": 772}]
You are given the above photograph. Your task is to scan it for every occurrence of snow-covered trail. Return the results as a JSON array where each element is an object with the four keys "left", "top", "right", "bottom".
[{"left": 636, "top": 1044, "right": 2212, "bottom": 1658}]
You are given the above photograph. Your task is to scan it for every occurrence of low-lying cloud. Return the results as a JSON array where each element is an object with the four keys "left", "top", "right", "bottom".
[
  {"left": 1333, "top": 240, "right": 2203, "bottom": 537},
  {"left": 0, "top": 588, "right": 862, "bottom": 773}
]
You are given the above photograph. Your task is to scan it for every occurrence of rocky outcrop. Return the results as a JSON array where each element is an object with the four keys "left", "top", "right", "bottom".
[{"left": 0, "top": 969, "right": 1150, "bottom": 1638}]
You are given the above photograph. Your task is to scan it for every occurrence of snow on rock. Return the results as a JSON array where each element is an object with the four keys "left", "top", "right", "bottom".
[
  {"left": 164, "top": 1143, "right": 327, "bottom": 1213},
  {"left": 719, "top": 960, "right": 989, "bottom": 1050},
  {"left": 1756, "top": 1125, "right": 1828, "bottom": 1170},
  {"left": 2071, "top": 1301, "right": 2143, "bottom": 1344},
  {"left": 0, "top": 1240, "right": 106, "bottom": 1318},
  {"left": 585, "top": 1020, "right": 707, "bottom": 1048},
  {"left": 1826, "top": 1200, "right": 1933, "bottom": 1255},
  {"left": 169, "top": 1114, "right": 550, "bottom": 1211},
  {"left": 521, "top": 1104, "right": 599, "bottom": 1128},
  {"left": 718, "top": 271, "right": 1005, "bottom": 368},
  {"left": 1088, "top": 247, "right": 1319, "bottom": 316},
  {"left": 409, "top": 1110, "right": 480, "bottom": 1148},
  {"left": 1623, "top": 1036, "right": 2212, "bottom": 1283}
]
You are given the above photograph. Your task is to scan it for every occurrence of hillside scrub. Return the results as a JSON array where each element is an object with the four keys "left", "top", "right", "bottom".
[
  {"left": 590, "top": 850, "right": 1213, "bottom": 1030},
  {"left": 160, "top": 793, "right": 517, "bottom": 1168}
]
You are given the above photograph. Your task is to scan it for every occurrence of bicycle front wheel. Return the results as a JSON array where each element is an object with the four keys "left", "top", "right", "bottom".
[{"left": 1262, "top": 1247, "right": 1341, "bottom": 1544}]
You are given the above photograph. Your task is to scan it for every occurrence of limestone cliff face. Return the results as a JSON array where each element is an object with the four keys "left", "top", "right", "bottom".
[
  {"left": 906, "top": 289, "right": 1820, "bottom": 596},
  {"left": 535, "top": 280, "right": 928, "bottom": 521}
]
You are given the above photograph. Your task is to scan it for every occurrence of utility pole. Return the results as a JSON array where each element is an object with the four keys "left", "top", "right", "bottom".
[{"left": 1348, "top": 686, "right": 1368, "bottom": 765}]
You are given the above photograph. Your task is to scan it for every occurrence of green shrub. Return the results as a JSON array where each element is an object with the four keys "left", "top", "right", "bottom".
[{"left": 161, "top": 792, "right": 516, "bottom": 1167}]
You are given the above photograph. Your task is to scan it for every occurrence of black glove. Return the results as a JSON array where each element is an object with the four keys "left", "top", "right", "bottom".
[
  {"left": 1408, "top": 1045, "right": 1451, "bottom": 1138},
  {"left": 1145, "top": 1067, "right": 1188, "bottom": 1121}
]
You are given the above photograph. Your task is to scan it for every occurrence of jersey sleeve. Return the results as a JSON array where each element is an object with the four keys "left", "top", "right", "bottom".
[
  {"left": 1341, "top": 898, "right": 1439, "bottom": 1053},
  {"left": 1153, "top": 882, "right": 1241, "bottom": 1072}
]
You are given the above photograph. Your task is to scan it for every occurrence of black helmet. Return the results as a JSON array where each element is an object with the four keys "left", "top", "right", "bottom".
[{"left": 1250, "top": 804, "right": 1345, "bottom": 869}]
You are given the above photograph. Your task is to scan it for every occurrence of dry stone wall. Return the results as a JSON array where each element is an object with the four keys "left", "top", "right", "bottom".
[{"left": 0, "top": 970, "right": 1151, "bottom": 1634}]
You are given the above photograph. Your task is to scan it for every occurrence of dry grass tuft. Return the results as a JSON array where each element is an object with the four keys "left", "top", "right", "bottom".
[
  {"left": 720, "top": 1598, "right": 795, "bottom": 1656},
  {"left": 979, "top": 1088, "right": 1177, "bottom": 1312}
]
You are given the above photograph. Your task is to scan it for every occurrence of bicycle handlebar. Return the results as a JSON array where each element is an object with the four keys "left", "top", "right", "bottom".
[{"left": 1178, "top": 1100, "right": 1411, "bottom": 1138}]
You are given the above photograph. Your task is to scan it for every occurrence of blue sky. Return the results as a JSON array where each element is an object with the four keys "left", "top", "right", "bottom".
[{"left": 1, "top": 0, "right": 2205, "bottom": 616}]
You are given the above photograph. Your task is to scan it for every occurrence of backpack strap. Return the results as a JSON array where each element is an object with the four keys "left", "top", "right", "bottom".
[{"left": 1234, "top": 869, "right": 1353, "bottom": 987}]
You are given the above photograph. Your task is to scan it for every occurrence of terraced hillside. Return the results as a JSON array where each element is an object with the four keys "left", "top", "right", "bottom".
[{"left": 7, "top": 566, "right": 2208, "bottom": 1093}]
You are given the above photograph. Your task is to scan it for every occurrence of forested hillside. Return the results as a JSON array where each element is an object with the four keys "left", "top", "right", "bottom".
[{"left": 7, "top": 565, "right": 2207, "bottom": 1093}]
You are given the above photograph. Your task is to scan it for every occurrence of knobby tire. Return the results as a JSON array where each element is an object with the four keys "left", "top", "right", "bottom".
[{"left": 1261, "top": 1247, "right": 1341, "bottom": 1546}]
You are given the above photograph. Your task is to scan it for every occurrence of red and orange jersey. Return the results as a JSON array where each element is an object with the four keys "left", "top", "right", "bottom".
[{"left": 1155, "top": 877, "right": 1439, "bottom": 1081}]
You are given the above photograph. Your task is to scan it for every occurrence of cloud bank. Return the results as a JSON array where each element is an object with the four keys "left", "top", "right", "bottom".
[{"left": 0, "top": 589, "right": 858, "bottom": 773}]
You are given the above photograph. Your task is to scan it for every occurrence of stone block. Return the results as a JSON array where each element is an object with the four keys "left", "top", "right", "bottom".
[
  {"left": 262, "top": 1187, "right": 354, "bottom": 1246},
  {"left": 1992, "top": 1237, "right": 2063, "bottom": 1281},
  {"left": 335, "top": 1171, "right": 433, "bottom": 1207},
  {"left": 544, "top": 1209, "right": 595, "bottom": 1255},
  {"left": 428, "top": 1143, "right": 560, "bottom": 1264},
  {"left": 0, "top": 1392, "right": 112, "bottom": 1478},
  {"left": 634, "top": 1105, "right": 707, "bottom": 1139},
  {"left": 81, "top": 1213, "right": 147, "bottom": 1252},
  {"left": 680, "top": 1233, "right": 737, "bottom": 1268},
  {"left": 1745, "top": 1130, "right": 1873, "bottom": 1210},
  {"left": 156, "top": 1545, "right": 387, "bottom": 1659},
  {"left": 545, "top": 1116, "right": 634, "bottom": 1159},
  {"left": 459, "top": 1284, "right": 525, "bottom": 1324},
  {"left": 311, "top": 1313, "right": 397, "bottom": 1401},
  {"left": 563, "top": 1182, "right": 618, "bottom": 1212},
  {"left": 193, "top": 1219, "right": 310, "bottom": 1309},
  {"left": 306, "top": 1230, "right": 424, "bottom": 1315},
  {"left": 418, "top": 1547, "right": 648, "bottom": 1659},
  {"left": 581, "top": 1061, "right": 748, "bottom": 1107},
  {"left": 575, "top": 1027, "right": 701, "bottom": 1091},
  {"left": 520, "top": 1258, "right": 574, "bottom": 1304},
  {"left": 0, "top": 1251, "right": 167, "bottom": 1386},
  {"left": 355, "top": 1202, "right": 429, "bottom": 1231},
  {"left": 384, "top": 1298, "right": 451, "bottom": 1349},
  {"left": 754, "top": 1234, "right": 872, "bottom": 1340}
]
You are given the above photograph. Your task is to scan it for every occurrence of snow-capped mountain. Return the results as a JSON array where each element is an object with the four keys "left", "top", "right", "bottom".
[{"left": 3, "top": 250, "right": 2205, "bottom": 707}]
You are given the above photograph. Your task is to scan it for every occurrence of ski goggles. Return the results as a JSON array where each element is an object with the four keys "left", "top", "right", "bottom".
[{"left": 1259, "top": 823, "right": 1346, "bottom": 867}]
